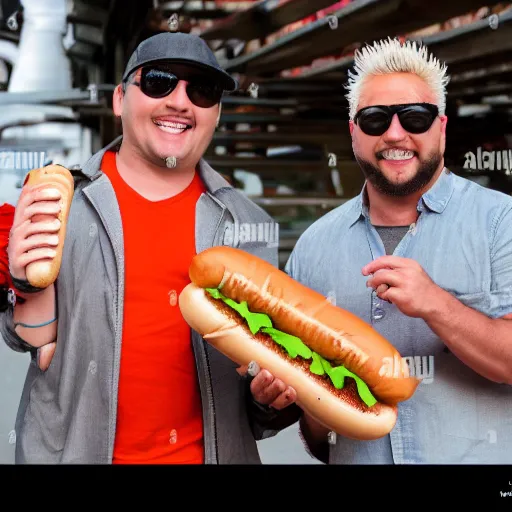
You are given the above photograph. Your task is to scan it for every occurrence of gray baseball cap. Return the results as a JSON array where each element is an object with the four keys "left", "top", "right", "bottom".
[{"left": 122, "top": 32, "right": 238, "bottom": 92}]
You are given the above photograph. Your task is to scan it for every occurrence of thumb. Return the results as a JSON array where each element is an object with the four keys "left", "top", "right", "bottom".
[{"left": 37, "top": 342, "right": 56, "bottom": 372}]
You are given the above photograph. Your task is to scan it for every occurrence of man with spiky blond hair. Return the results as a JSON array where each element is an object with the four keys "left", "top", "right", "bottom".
[{"left": 285, "top": 37, "right": 512, "bottom": 464}]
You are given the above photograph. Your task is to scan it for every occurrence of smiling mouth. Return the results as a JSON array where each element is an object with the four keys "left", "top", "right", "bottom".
[
  {"left": 153, "top": 120, "right": 193, "bottom": 134},
  {"left": 377, "top": 149, "right": 417, "bottom": 161}
]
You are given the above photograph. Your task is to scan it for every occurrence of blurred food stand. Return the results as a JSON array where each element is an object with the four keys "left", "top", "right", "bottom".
[{"left": 0, "top": 0, "right": 511, "bottom": 267}]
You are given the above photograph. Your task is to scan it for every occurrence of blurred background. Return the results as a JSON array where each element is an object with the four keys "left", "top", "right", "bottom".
[{"left": 0, "top": 0, "right": 511, "bottom": 464}]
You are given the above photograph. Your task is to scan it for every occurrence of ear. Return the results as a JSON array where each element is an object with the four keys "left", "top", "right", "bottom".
[
  {"left": 216, "top": 103, "right": 222, "bottom": 128},
  {"left": 439, "top": 115, "right": 448, "bottom": 134},
  {"left": 113, "top": 84, "right": 124, "bottom": 117},
  {"left": 439, "top": 115, "right": 448, "bottom": 153},
  {"left": 349, "top": 120, "right": 355, "bottom": 136}
]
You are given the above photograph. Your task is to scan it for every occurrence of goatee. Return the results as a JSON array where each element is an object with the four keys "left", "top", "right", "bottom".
[{"left": 355, "top": 151, "right": 442, "bottom": 197}]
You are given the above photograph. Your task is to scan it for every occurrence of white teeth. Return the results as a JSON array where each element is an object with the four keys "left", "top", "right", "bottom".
[
  {"left": 382, "top": 149, "right": 414, "bottom": 160},
  {"left": 154, "top": 121, "right": 188, "bottom": 129},
  {"left": 153, "top": 120, "right": 190, "bottom": 134}
]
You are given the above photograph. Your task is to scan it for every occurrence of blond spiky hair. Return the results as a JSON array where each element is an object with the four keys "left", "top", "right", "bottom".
[{"left": 345, "top": 37, "right": 450, "bottom": 120}]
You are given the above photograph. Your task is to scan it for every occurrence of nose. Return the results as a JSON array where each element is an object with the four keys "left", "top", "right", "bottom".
[
  {"left": 382, "top": 114, "right": 408, "bottom": 142},
  {"left": 165, "top": 80, "right": 191, "bottom": 111}
]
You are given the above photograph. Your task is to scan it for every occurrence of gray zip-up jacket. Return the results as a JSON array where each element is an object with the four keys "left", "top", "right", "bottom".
[{"left": 1, "top": 138, "right": 301, "bottom": 464}]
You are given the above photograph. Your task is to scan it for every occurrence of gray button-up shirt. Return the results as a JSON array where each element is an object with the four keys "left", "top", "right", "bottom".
[{"left": 285, "top": 168, "right": 512, "bottom": 463}]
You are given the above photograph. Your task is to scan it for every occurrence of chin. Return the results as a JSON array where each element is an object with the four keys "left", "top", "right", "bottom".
[
  {"left": 151, "top": 142, "right": 183, "bottom": 160},
  {"left": 380, "top": 160, "right": 418, "bottom": 176},
  {"left": 383, "top": 165, "right": 418, "bottom": 178}
]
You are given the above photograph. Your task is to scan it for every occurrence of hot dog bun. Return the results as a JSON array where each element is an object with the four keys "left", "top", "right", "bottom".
[
  {"left": 23, "top": 165, "right": 74, "bottom": 288},
  {"left": 180, "top": 283, "right": 399, "bottom": 440},
  {"left": 179, "top": 246, "right": 421, "bottom": 440}
]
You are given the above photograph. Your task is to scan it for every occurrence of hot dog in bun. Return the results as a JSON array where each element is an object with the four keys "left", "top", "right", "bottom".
[
  {"left": 22, "top": 164, "right": 74, "bottom": 289},
  {"left": 179, "top": 246, "right": 420, "bottom": 441}
]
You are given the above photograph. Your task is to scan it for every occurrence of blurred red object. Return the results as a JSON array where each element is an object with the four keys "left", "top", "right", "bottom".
[
  {"left": 0, "top": 203, "right": 15, "bottom": 289},
  {"left": 317, "top": 0, "right": 351, "bottom": 17}
]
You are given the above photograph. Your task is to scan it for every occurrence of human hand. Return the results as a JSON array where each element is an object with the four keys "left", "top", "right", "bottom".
[
  {"left": 237, "top": 361, "right": 297, "bottom": 410},
  {"left": 8, "top": 185, "right": 62, "bottom": 282},
  {"left": 362, "top": 255, "right": 444, "bottom": 318},
  {"left": 37, "top": 342, "right": 57, "bottom": 372}
]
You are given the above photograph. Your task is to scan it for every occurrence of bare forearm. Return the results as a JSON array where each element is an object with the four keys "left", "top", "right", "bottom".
[
  {"left": 13, "top": 285, "right": 57, "bottom": 347},
  {"left": 424, "top": 288, "right": 512, "bottom": 384}
]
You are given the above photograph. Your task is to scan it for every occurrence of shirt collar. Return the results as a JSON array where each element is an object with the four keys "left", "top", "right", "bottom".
[
  {"left": 348, "top": 167, "right": 455, "bottom": 227},
  {"left": 420, "top": 167, "right": 455, "bottom": 213}
]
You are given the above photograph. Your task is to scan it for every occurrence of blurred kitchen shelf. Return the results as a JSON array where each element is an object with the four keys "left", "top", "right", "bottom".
[
  {"left": 199, "top": 0, "right": 335, "bottom": 42},
  {"left": 0, "top": 85, "right": 115, "bottom": 106},
  {"left": 219, "top": 0, "right": 505, "bottom": 76},
  {"left": 212, "top": 130, "right": 349, "bottom": 145},
  {"left": 290, "top": 9, "right": 512, "bottom": 82},
  {"left": 219, "top": 112, "right": 344, "bottom": 125}
]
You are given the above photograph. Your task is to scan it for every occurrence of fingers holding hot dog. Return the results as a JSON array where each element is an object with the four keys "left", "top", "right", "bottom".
[
  {"left": 8, "top": 188, "right": 62, "bottom": 281},
  {"left": 237, "top": 363, "right": 298, "bottom": 410},
  {"left": 14, "top": 184, "right": 62, "bottom": 225},
  {"left": 20, "top": 217, "right": 61, "bottom": 238},
  {"left": 250, "top": 369, "right": 297, "bottom": 410},
  {"left": 8, "top": 165, "right": 74, "bottom": 288}
]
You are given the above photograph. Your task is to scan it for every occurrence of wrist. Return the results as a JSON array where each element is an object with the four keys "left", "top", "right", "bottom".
[
  {"left": 12, "top": 282, "right": 54, "bottom": 303},
  {"left": 12, "top": 284, "right": 58, "bottom": 348},
  {"left": 422, "top": 286, "right": 453, "bottom": 324},
  {"left": 12, "top": 283, "right": 56, "bottom": 322},
  {"left": 10, "top": 274, "right": 46, "bottom": 295}
]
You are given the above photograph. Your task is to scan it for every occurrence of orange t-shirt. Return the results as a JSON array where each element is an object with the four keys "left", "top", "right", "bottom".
[{"left": 101, "top": 150, "right": 206, "bottom": 464}]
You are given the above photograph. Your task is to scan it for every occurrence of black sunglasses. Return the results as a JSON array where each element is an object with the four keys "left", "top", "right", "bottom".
[
  {"left": 354, "top": 103, "right": 439, "bottom": 136},
  {"left": 127, "top": 65, "right": 224, "bottom": 108}
]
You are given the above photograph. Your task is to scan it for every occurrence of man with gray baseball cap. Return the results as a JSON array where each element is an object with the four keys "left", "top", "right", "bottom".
[
  {"left": 2, "top": 31, "right": 302, "bottom": 465},
  {"left": 116, "top": 31, "right": 240, "bottom": 172},
  {"left": 122, "top": 31, "right": 238, "bottom": 92}
]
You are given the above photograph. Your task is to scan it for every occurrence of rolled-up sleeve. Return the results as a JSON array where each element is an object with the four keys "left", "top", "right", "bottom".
[{"left": 489, "top": 204, "right": 512, "bottom": 318}]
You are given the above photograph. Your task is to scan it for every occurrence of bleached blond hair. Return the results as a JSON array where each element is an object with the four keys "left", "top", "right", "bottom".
[{"left": 345, "top": 37, "right": 450, "bottom": 120}]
